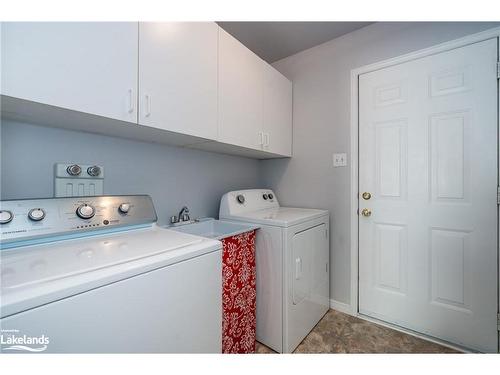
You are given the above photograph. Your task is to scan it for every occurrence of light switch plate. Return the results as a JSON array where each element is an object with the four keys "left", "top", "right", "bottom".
[{"left": 333, "top": 153, "right": 347, "bottom": 167}]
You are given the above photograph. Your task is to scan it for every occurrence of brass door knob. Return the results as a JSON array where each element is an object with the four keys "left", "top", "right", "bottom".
[
  {"left": 361, "top": 208, "right": 372, "bottom": 217},
  {"left": 362, "top": 192, "right": 371, "bottom": 200}
]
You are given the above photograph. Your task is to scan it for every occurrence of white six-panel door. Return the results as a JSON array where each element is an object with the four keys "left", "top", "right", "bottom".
[{"left": 358, "top": 38, "right": 498, "bottom": 352}]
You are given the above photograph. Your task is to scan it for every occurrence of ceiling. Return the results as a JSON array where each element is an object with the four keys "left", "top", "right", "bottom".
[{"left": 217, "top": 22, "right": 373, "bottom": 63}]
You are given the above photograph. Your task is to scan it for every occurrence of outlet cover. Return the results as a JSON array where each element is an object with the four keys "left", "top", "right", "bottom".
[{"left": 333, "top": 153, "right": 347, "bottom": 167}]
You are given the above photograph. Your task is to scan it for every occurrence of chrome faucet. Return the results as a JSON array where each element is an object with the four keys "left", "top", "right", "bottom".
[
  {"left": 178, "top": 206, "right": 190, "bottom": 221},
  {"left": 170, "top": 206, "right": 192, "bottom": 225}
]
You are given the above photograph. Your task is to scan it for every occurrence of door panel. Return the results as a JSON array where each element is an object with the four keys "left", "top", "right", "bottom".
[
  {"left": 138, "top": 22, "right": 218, "bottom": 140},
  {"left": 359, "top": 38, "right": 498, "bottom": 352},
  {"left": 262, "top": 64, "right": 293, "bottom": 156},
  {"left": 1, "top": 22, "right": 138, "bottom": 123},
  {"left": 288, "top": 223, "right": 329, "bottom": 352},
  {"left": 292, "top": 229, "right": 311, "bottom": 305},
  {"left": 218, "top": 28, "right": 264, "bottom": 150}
]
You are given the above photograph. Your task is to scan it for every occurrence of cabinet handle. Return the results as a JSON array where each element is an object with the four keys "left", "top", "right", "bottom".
[
  {"left": 259, "top": 131, "right": 264, "bottom": 147},
  {"left": 264, "top": 132, "right": 270, "bottom": 148},
  {"left": 145, "top": 94, "right": 151, "bottom": 117},
  {"left": 295, "top": 257, "right": 302, "bottom": 280},
  {"left": 127, "top": 89, "right": 134, "bottom": 114}
]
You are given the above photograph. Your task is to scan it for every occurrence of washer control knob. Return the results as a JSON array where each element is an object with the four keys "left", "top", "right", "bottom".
[
  {"left": 87, "top": 165, "right": 101, "bottom": 177},
  {"left": 0, "top": 210, "right": 14, "bottom": 224},
  {"left": 76, "top": 204, "right": 95, "bottom": 219},
  {"left": 262, "top": 194, "right": 268, "bottom": 200},
  {"left": 118, "top": 203, "right": 130, "bottom": 214},
  {"left": 66, "top": 164, "right": 82, "bottom": 176},
  {"left": 236, "top": 194, "right": 245, "bottom": 204},
  {"left": 28, "top": 208, "right": 46, "bottom": 221},
  {"left": 268, "top": 193, "right": 274, "bottom": 200}
]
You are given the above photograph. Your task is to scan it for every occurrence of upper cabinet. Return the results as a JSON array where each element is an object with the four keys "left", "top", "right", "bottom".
[
  {"left": 1, "top": 22, "right": 292, "bottom": 159},
  {"left": 138, "top": 23, "right": 218, "bottom": 140},
  {"left": 218, "top": 28, "right": 292, "bottom": 156},
  {"left": 218, "top": 28, "right": 264, "bottom": 150},
  {"left": 1, "top": 22, "right": 138, "bottom": 123},
  {"left": 262, "top": 64, "right": 293, "bottom": 157}
]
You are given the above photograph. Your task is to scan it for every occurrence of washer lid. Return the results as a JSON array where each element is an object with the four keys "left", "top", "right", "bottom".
[
  {"left": 221, "top": 207, "right": 329, "bottom": 227},
  {"left": 0, "top": 226, "right": 221, "bottom": 317}
]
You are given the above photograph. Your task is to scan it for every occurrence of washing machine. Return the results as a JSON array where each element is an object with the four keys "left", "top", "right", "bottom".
[
  {"left": 219, "top": 189, "right": 329, "bottom": 353},
  {"left": 1, "top": 195, "right": 222, "bottom": 353}
]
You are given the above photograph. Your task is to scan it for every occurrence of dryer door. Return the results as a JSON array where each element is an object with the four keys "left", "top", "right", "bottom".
[
  {"left": 292, "top": 229, "right": 310, "bottom": 305},
  {"left": 288, "top": 222, "right": 329, "bottom": 352},
  {"left": 292, "top": 223, "right": 327, "bottom": 305}
]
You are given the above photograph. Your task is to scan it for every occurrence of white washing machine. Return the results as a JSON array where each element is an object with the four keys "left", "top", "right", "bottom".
[
  {"left": 219, "top": 189, "right": 329, "bottom": 353},
  {"left": 0, "top": 195, "right": 222, "bottom": 353}
]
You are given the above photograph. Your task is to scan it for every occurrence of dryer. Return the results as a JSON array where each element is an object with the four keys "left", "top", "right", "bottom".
[{"left": 219, "top": 189, "right": 329, "bottom": 353}]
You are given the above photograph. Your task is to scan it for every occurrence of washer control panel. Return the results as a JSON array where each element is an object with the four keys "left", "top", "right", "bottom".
[{"left": 0, "top": 195, "right": 157, "bottom": 246}]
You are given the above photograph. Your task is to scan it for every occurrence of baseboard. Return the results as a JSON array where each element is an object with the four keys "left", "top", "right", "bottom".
[{"left": 329, "top": 299, "right": 353, "bottom": 315}]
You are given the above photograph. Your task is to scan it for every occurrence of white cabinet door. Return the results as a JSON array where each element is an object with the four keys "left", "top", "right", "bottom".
[
  {"left": 358, "top": 39, "right": 498, "bottom": 352},
  {"left": 138, "top": 23, "right": 218, "bottom": 140},
  {"left": 218, "top": 28, "right": 264, "bottom": 150},
  {"left": 1, "top": 22, "right": 138, "bottom": 123},
  {"left": 263, "top": 64, "right": 292, "bottom": 156}
]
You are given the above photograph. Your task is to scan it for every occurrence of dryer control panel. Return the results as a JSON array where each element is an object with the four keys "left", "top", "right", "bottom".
[
  {"left": 0, "top": 195, "right": 157, "bottom": 247},
  {"left": 219, "top": 189, "right": 279, "bottom": 216}
]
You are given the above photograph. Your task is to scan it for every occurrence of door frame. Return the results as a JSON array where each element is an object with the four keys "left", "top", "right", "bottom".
[{"left": 349, "top": 27, "right": 500, "bottom": 350}]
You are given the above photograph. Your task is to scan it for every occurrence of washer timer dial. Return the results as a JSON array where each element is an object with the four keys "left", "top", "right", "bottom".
[
  {"left": 76, "top": 204, "right": 96, "bottom": 219},
  {"left": 28, "top": 208, "right": 46, "bottom": 221}
]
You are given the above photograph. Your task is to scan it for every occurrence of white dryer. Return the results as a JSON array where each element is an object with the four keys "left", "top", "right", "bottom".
[{"left": 219, "top": 189, "right": 329, "bottom": 353}]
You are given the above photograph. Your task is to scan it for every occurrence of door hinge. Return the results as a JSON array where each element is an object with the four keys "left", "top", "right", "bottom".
[
  {"left": 497, "top": 62, "right": 500, "bottom": 79},
  {"left": 497, "top": 313, "right": 500, "bottom": 331},
  {"left": 497, "top": 186, "right": 500, "bottom": 205}
]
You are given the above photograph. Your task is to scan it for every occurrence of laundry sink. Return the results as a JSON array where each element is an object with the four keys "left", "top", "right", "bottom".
[{"left": 168, "top": 218, "right": 259, "bottom": 240}]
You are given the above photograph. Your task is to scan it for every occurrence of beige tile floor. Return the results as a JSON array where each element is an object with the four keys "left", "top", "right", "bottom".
[{"left": 255, "top": 309, "right": 459, "bottom": 354}]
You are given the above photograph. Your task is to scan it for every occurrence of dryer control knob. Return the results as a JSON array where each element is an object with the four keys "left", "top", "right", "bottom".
[
  {"left": 262, "top": 194, "right": 268, "bottom": 200},
  {"left": 28, "top": 208, "right": 46, "bottom": 221},
  {"left": 76, "top": 204, "right": 95, "bottom": 219},
  {"left": 268, "top": 193, "right": 274, "bottom": 200},
  {"left": 0, "top": 210, "right": 14, "bottom": 224},
  {"left": 236, "top": 194, "right": 245, "bottom": 204}
]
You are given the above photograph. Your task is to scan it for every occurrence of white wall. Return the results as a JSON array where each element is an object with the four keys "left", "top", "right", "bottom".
[
  {"left": 1, "top": 120, "right": 262, "bottom": 224},
  {"left": 262, "top": 22, "right": 500, "bottom": 307}
]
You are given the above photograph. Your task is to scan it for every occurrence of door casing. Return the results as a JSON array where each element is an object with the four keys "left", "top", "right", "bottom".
[{"left": 349, "top": 27, "right": 500, "bottom": 352}]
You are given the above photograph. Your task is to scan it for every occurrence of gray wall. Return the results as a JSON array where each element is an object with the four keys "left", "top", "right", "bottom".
[
  {"left": 1, "top": 120, "right": 262, "bottom": 224},
  {"left": 262, "top": 22, "right": 500, "bottom": 307},
  {"left": 2, "top": 22, "right": 499, "bottom": 307}
]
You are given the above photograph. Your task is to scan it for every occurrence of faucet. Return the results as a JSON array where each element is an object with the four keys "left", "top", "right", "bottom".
[
  {"left": 170, "top": 206, "right": 190, "bottom": 225},
  {"left": 178, "top": 206, "right": 190, "bottom": 222},
  {"left": 170, "top": 206, "right": 192, "bottom": 225}
]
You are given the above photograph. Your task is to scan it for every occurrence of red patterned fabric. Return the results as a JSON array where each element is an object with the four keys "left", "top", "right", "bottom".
[{"left": 221, "top": 230, "right": 256, "bottom": 354}]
